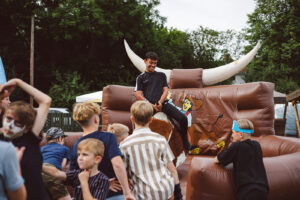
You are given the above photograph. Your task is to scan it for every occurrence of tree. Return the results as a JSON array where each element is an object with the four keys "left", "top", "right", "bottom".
[
  {"left": 48, "top": 71, "right": 92, "bottom": 109},
  {"left": 189, "top": 26, "right": 246, "bottom": 84},
  {"left": 245, "top": 0, "right": 300, "bottom": 93}
]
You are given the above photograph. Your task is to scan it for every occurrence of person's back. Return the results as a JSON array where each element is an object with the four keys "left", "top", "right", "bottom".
[
  {"left": 41, "top": 127, "right": 70, "bottom": 170},
  {"left": 41, "top": 127, "right": 71, "bottom": 200},
  {"left": 120, "top": 128, "right": 175, "bottom": 199},
  {"left": 70, "top": 102, "right": 134, "bottom": 200},
  {"left": 0, "top": 140, "right": 26, "bottom": 200},
  {"left": 216, "top": 119, "right": 269, "bottom": 200},
  {"left": 120, "top": 101, "right": 183, "bottom": 200}
]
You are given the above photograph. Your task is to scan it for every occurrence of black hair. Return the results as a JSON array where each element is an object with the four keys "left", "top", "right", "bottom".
[{"left": 145, "top": 52, "right": 159, "bottom": 60}]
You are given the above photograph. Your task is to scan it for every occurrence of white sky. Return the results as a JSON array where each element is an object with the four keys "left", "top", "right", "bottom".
[{"left": 157, "top": 0, "right": 256, "bottom": 32}]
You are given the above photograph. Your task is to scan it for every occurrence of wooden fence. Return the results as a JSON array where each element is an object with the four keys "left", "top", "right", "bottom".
[{"left": 42, "top": 113, "right": 82, "bottom": 132}]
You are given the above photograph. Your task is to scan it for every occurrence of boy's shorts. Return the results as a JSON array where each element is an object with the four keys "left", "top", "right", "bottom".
[{"left": 42, "top": 163, "right": 70, "bottom": 199}]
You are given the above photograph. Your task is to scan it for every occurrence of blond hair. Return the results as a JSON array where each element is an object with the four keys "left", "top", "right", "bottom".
[
  {"left": 108, "top": 123, "right": 129, "bottom": 143},
  {"left": 130, "top": 101, "right": 153, "bottom": 126},
  {"left": 73, "top": 102, "right": 100, "bottom": 126},
  {"left": 5, "top": 101, "right": 37, "bottom": 127},
  {"left": 236, "top": 119, "right": 254, "bottom": 139},
  {"left": 77, "top": 138, "right": 105, "bottom": 157}
]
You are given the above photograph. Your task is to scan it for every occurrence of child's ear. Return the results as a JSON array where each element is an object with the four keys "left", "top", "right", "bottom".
[
  {"left": 130, "top": 116, "right": 135, "bottom": 124},
  {"left": 95, "top": 155, "right": 102, "bottom": 164},
  {"left": 94, "top": 115, "right": 99, "bottom": 124}
]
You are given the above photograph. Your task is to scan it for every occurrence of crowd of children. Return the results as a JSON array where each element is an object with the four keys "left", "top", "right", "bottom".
[{"left": 0, "top": 78, "right": 269, "bottom": 200}]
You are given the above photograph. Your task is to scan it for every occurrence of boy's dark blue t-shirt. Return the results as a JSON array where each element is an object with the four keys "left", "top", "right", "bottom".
[
  {"left": 69, "top": 131, "right": 122, "bottom": 197},
  {"left": 0, "top": 131, "right": 49, "bottom": 200},
  {"left": 41, "top": 142, "right": 71, "bottom": 170},
  {"left": 217, "top": 139, "right": 269, "bottom": 195}
]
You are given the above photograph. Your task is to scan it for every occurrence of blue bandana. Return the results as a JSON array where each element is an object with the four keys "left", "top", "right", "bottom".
[{"left": 232, "top": 120, "right": 254, "bottom": 134}]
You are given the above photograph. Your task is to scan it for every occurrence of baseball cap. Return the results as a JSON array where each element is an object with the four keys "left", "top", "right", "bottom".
[{"left": 46, "top": 127, "right": 67, "bottom": 141}]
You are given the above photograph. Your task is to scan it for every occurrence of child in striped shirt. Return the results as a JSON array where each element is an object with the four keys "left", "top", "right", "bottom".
[
  {"left": 42, "top": 138, "right": 109, "bottom": 200},
  {"left": 120, "top": 101, "right": 183, "bottom": 200}
]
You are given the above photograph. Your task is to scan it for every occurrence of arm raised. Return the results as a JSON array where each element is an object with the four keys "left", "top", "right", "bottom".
[{"left": 0, "top": 78, "right": 51, "bottom": 137}]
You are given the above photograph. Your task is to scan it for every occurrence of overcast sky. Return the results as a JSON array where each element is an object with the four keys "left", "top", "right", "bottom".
[{"left": 157, "top": 0, "right": 256, "bottom": 32}]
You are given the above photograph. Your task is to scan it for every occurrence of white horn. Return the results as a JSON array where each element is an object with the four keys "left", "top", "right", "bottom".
[
  {"left": 124, "top": 39, "right": 171, "bottom": 82},
  {"left": 202, "top": 41, "right": 261, "bottom": 85},
  {"left": 124, "top": 39, "right": 261, "bottom": 85}
]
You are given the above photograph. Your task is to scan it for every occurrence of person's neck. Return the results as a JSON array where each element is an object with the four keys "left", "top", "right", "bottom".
[
  {"left": 134, "top": 123, "right": 149, "bottom": 130},
  {"left": 240, "top": 137, "right": 249, "bottom": 142},
  {"left": 82, "top": 125, "right": 98, "bottom": 136},
  {"left": 88, "top": 165, "right": 99, "bottom": 177},
  {"left": 145, "top": 70, "right": 155, "bottom": 73}
]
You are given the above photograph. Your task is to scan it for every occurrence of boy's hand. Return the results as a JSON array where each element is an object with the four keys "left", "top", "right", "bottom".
[
  {"left": 109, "top": 178, "right": 122, "bottom": 192},
  {"left": 214, "top": 156, "right": 219, "bottom": 163},
  {"left": 78, "top": 170, "right": 90, "bottom": 183},
  {"left": 124, "top": 194, "right": 135, "bottom": 200},
  {"left": 0, "top": 78, "right": 18, "bottom": 97},
  {"left": 15, "top": 146, "right": 26, "bottom": 162},
  {"left": 0, "top": 84, "right": 9, "bottom": 100},
  {"left": 152, "top": 104, "right": 159, "bottom": 112},
  {"left": 157, "top": 102, "right": 163, "bottom": 112},
  {"left": 174, "top": 183, "right": 183, "bottom": 200}
]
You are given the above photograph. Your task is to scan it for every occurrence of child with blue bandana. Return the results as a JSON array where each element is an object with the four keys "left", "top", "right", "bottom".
[{"left": 215, "top": 119, "right": 269, "bottom": 200}]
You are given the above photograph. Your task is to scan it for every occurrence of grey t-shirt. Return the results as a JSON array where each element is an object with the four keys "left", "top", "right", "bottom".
[{"left": 0, "top": 141, "right": 24, "bottom": 200}]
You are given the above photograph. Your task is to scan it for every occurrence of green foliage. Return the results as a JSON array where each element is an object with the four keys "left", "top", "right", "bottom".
[
  {"left": 4, "top": 0, "right": 299, "bottom": 108},
  {"left": 245, "top": 0, "right": 300, "bottom": 93},
  {"left": 190, "top": 26, "right": 246, "bottom": 69},
  {"left": 49, "top": 71, "right": 92, "bottom": 109}
]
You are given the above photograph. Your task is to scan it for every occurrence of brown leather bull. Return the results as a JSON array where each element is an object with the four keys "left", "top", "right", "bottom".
[{"left": 101, "top": 68, "right": 275, "bottom": 163}]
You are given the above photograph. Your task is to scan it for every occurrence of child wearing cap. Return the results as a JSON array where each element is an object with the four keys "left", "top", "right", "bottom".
[
  {"left": 215, "top": 119, "right": 269, "bottom": 200},
  {"left": 41, "top": 127, "right": 71, "bottom": 200}
]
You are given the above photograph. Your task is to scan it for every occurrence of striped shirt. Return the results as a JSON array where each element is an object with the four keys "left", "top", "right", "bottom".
[
  {"left": 120, "top": 127, "right": 175, "bottom": 200},
  {"left": 65, "top": 169, "right": 109, "bottom": 200}
]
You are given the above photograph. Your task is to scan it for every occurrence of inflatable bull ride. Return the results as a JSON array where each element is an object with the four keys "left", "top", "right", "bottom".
[{"left": 99, "top": 40, "right": 300, "bottom": 200}]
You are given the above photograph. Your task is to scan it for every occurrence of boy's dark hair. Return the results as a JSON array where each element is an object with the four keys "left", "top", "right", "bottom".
[
  {"left": 145, "top": 52, "right": 159, "bottom": 61},
  {"left": 5, "top": 101, "right": 37, "bottom": 127}
]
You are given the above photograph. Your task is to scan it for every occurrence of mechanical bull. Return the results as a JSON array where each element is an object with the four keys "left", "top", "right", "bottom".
[{"left": 101, "top": 40, "right": 275, "bottom": 166}]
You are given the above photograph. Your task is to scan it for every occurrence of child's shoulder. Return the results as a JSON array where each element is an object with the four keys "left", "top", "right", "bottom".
[{"left": 96, "top": 170, "right": 109, "bottom": 180}]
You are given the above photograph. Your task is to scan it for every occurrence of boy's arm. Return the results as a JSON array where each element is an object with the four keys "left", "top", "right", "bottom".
[
  {"left": 7, "top": 186, "right": 27, "bottom": 200},
  {"left": 111, "top": 156, "right": 135, "bottom": 200},
  {"left": 167, "top": 161, "right": 179, "bottom": 184},
  {"left": 157, "top": 87, "right": 168, "bottom": 111},
  {"left": 42, "top": 165, "right": 67, "bottom": 181},
  {"left": 61, "top": 158, "right": 69, "bottom": 171},
  {"left": 167, "top": 161, "right": 183, "bottom": 200},
  {"left": 78, "top": 170, "right": 97, "bottom": 200},
  {"left": 0, "top": 78, "right": 52, "bottom": 137},
  {"left": 215, "top": 143, "right": 238, "bottom": 166}
]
